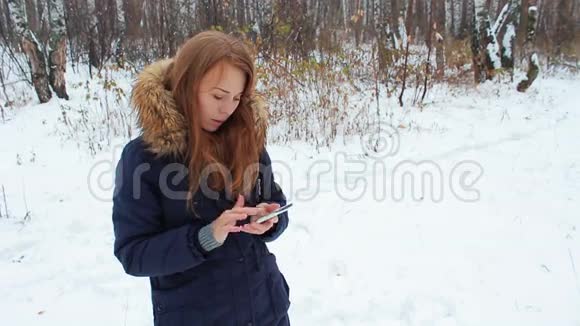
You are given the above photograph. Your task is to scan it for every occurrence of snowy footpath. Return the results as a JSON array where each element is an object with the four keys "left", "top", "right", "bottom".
[{"left": 1, "top": 75, "right": 579, "bottom": 325}]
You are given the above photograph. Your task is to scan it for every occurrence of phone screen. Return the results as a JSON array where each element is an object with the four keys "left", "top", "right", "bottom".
[{"left": 256, "top": 202, "right": 293, "bottom": 223}]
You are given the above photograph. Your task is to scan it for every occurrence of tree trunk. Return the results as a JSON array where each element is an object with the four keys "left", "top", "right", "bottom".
[
  {"left": 8, "top": 0, "right": 52, "bottom": 103},
  {"left": 472, "top": 0, "right": 500, "bottom": 82},
  {"left": 391, "top": 0, "right": 400, "bottom": 39},
  {"left": 352, "top": 7, "right": 363, "bottom": 46},
  {"left": 517, "top": 53, "right": 539, "bottom": 92},
  {"left": 471, "top": 0, "right": 485, "bottom": 82},
  {"left": 434, "top": 0, "right": 446, "bottom": 79},
  {"left": 415, "top": 0, "right": 427, "bottom": 42},
  {"left": 85, "top": 0, "right": 99, "bottom": 70},
  {"left": 449, "top": 0, "right": 456, "bottom": 37},
  {"left": 405, "top": 0, "right": 415, "bottom": 41},
  {"left": 493, "top": 1, "right": 512, "bottom": 35},
  {"left": 500, "top": 22, "right": 516, "bottom": 73},
  {"left": 421, "top": 0, "right": 434, "bottom": 102},
  {"left": 517, "top": 5, "right": 539, "bottom": 92},
  {"left": 341, "top": 0, "right": 348, "bottom": 29},
  {"left": 555, "top": 0, "right": 574, "bottom": 57},
  {"left": 114, "top": 0, "right": 126, "bottom": 68},
  {"left": 399, "top": 35, "right": 411, "bottom": 107},
  {"left": 459, "top": 0, "right": 470, "bottom": 38},
  {"left": 48, "top": 0, "right": 68, "bottom": 100},
  {"left": 236, "top": 0, "right": 246, "bottom": 27},
  {"left": 498, "top": 0, "right": 519, "bottom": 77},
  {"left": 24, "top": 0, "right": 38, "bottom": 32},
  {"left": 516, "top": 0, "right": 530, "bottom": 52}
]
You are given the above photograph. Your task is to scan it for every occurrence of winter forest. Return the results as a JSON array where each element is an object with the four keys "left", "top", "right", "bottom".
[
  {"left": 2, "top": 0, "right": 579, "bottom": 111},
  {"left": 1, "top": 0, "right": 580, "bottom": 325}
]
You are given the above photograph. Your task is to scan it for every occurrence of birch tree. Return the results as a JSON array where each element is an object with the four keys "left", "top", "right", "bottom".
[
  {"left": 434, "top": 0, "right": 446, "bottom": 78},
  {"left": 517, "top": 4, "right": 539, "bottom": 92},
  {"left": 476, "top": 0, "right": 501, "bottom": 80},
  {"left": 47, "top": 0, "right": 68, "bottom": 99},
  {"left": 8, "top": 0, "right": 52, "bottom": 103},
  {"left": 114, "top": 0, "right": 126, "bottom": 67}
]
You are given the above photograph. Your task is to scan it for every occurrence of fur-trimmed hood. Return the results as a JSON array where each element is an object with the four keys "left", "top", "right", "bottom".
[{"left": 130, "top": 59, "right": 268, "bottom": 159}]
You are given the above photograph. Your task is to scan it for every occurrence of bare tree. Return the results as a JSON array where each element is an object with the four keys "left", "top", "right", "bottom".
[
  {"left": 459, "top": 0, "right": 471, "bottom": 38},
  {"left": 405, "top": 0, "right": 415, "bottom": 41},
  {"left": 390, "top": 0, "right": 401, "bottom": 39},
  {"left": 516, "top": 0, "right": 530, "bottom": 52},
  {"left": 85, "top": 0, "right": 99, "bottom": 71},
  {"left": 114, "top": 0, "right": 126, "bottom": 67},
  {"left": 498, "top": 0, "right": 520, "bottom": 78},
  {"left": 517, "top": 4, "right": 539, "bottom": 92},
  {"left": 8, "top": 0, "right": 52, "bottom": 103},
  {"left": 415, "top": 0, "right": 427, "bottom": 41},
  {"left": 434, "top": 0, "right": 446, "bottom": 79},
  {"left": 399, "top": 34, "right": 411, "bottom": 107},
  {"left": 48, "top": 0, "right": 68, "bottom": 99},
  {"left": 1, "top": 0, "right": 579, "bottom": 104},
  {"left": 421, "top": 0, "right": 434, "bottom": 102},
  {"left": 554, "top": 0, "right": 575, "bottom": 57},
  {"left": 471, "top": 0, "right": 502, "bottom": 82}
]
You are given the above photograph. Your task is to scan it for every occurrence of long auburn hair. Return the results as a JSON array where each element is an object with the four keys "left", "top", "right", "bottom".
[{"left": 165, "top": 31, "right": 262, "bottom": 211}]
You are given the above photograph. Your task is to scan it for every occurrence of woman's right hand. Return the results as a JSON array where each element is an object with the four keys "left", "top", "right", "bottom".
[{"left": 211, "top": 194, "right": 260, "bottom": 244}]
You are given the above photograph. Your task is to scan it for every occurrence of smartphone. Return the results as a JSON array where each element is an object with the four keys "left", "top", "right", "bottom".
[{"left": 256, "top": 202, "right": 293, "bottom": 223}]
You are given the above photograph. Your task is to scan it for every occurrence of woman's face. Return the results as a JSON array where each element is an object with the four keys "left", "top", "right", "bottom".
[{"left": 197, "top": 61, "right": 246, "bottom": 132}]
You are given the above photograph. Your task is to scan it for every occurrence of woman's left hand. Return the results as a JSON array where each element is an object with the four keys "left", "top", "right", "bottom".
[{"left": 241, "top": 202, "right": 280, "bottom": 235}]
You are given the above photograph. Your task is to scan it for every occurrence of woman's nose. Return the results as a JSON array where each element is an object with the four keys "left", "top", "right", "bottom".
[{"left": 219, "top": 102, "right": 237, "bottom": 115}]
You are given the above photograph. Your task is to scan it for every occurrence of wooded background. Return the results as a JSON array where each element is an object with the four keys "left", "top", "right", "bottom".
[{"left": 1, "top": 0, "right": 579, "bottom": 104}]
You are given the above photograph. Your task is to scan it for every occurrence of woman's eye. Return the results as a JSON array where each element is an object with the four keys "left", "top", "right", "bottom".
[
  {"left": 213, "top": 95, "right": 223, "bottom": 100},
  {"left": 234, "top": 98, "right": 241, "bottom": 102}
]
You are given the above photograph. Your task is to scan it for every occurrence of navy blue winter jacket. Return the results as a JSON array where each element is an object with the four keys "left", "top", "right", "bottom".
[{"left": 112, "top": 59, "right": 291, "bottom": 326}]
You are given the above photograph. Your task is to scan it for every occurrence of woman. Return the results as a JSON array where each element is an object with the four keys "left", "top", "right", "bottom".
[{"left": 112, "top": 31, "right": 291, "bottom": 326}]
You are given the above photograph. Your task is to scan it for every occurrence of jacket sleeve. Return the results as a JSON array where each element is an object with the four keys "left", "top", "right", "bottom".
[
  {"left": 257, "top": 149, "right": 289, "bottom": 242},
  {"left": 112, "top": 140, "right": 209, "bottom": 277}
]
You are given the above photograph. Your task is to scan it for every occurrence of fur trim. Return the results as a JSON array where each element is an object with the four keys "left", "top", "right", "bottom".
[{"left": 130, "top": 59, "right": 268, "bottom": 158}]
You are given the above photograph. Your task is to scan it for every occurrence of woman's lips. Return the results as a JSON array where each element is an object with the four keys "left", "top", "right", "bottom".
[{"left": 211, "top": 119, "right": 225, "bottom": 125}]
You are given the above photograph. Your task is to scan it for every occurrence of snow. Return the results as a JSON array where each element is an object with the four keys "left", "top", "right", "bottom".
[
  {"left": 531, "top": 53, "right": 540, "bottom": 67},
  {"left": 1, "top": 67, "right": 580, "bottom": 325}
]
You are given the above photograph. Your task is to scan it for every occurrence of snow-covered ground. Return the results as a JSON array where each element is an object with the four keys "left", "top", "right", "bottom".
[{"left": 1, "top": 72, "right": 579, "bottom": 325}]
